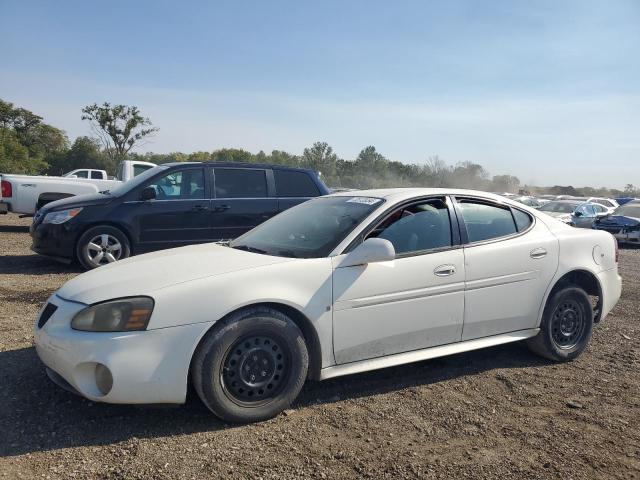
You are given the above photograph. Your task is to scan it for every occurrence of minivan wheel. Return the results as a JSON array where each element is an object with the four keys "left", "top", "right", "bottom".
[
  {"left": 192, "top": 307, "right": 308, "bottom": 423},
  {"left": 76, "top": 225, "right": 131, "bottom": 270},
  {"left": 527, "top": 286, "right": 593, "bottom": 362}
]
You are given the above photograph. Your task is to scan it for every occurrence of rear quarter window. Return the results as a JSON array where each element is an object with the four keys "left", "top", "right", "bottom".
[
  {"left": 512, "top": 209, "right": 533, "bottom": 232},
  {"left": 274, "top": 170, "right": 320, "bottom": 197}
]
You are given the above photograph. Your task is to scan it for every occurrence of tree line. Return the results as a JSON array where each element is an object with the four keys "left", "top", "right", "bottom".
[{"left": 0, "top": 98, "right": 636, "bottom": 197}]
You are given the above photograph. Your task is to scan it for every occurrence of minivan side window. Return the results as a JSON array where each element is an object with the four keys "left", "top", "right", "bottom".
[
  {"left": 214, "top": 168, "right": 268, "bottom": 198},
  {"left": 274, "top": 170, "right": 320, "bottom": 197},
  {"left": 458, "top": 200, "right": 517, "bottom": 242},
  {"left": 147, "top": 169, "right": 205, "bottom": 200},
  {"left": 366, "top": 198, "right": 452, "bottom": 254}
]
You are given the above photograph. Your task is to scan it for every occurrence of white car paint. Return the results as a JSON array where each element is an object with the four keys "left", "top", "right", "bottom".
[{"left": 34, "top": 188, "right": 622, "bottom": 406}]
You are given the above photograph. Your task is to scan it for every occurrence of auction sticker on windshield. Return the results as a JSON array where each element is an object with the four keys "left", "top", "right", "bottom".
[{"left": 346, "top": 197, "right": 382, "bottom": 205}]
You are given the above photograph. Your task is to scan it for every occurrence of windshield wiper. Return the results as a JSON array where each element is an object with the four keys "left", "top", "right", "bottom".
[{"left": 232, "top": 244, "right": 268, "bottom": 254}]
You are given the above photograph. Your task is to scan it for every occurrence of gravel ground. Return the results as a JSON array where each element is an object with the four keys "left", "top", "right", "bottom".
[{"left": 0, "top": 213, "right": 638, "bottom": 480}]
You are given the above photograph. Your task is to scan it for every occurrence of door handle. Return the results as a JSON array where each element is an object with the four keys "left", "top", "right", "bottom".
[
  {"left": 434, "top": 265, "right": 456, "bottom": 277},
  {"left": 191, "top": 205, "right": 208, "bottom": 212},
  {"left": 213, "top": 204, "right": 230, "bottom": 212},
  {"left": 530, "top": 248, "right": 547, "bottom": 259}
]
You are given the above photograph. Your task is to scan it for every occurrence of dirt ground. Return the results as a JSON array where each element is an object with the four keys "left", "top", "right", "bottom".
[{"left": 0, "top": 213, "right": 638, "bottom": 480}]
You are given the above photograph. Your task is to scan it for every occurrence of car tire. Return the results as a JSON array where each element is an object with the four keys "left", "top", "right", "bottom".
[
  {"left": 76, "top": 225, "right": 131, "bottom": 270},
  {"left": 192, "top": 307, "right": 308, "bottom": 423},
  {"left": 527, "top": 286, "right": 593, "bottom": 362}
]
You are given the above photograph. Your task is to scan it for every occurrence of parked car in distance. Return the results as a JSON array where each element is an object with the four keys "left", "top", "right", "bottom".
[
  {"left": 538, "top": 200, "right": 606, "bottom": 228},
  {"left": 615, "top": 197, "right": 638, "bottom": 206},
  {"left": 593, "top": 200, "right": 640, "bottom": 245},
  {"left": 514, "top": 196, "right": 542, "bottom": 209},
  {"left": 586, "top": 197, "right": 619, "bottom": 214},
  {"left": 30, "top": 162, "right": 330, "bottom": 269},
  {"left": 64, "top": 169, "right": 109, "bottom": 180},
  {"left": 34, "top": 189, "right": 621, "bottom": 423},
  {"left": 0, "top": 160, "right": 156, "bottom": 216}
]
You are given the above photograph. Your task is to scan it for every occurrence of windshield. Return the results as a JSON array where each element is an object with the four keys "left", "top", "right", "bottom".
[
  {"left": 108, "top": 165, "right": 169, "bottom": 196},
  {"left": 614, "top": 204, "right": 640, "bottom": 218},
  {"left": 539, "top": 201, "right": 578, "bottom": 213},
  {"left": 230, "top": 196, "right": 384, "bottom": 258}
]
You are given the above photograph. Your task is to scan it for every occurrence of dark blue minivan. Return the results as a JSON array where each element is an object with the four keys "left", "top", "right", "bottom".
[{"left": 30, "top": 162, "right": 330, "bottom": 269}]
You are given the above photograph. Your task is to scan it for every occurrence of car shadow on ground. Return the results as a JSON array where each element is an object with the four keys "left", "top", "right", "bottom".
[
  {"left": 0, "top": 341, "right": 550, "bottom": 457},
  {"left": 0, "top": 254, "right": 82, "bottom": 275},
  {"left": 0, "top": 224, "right": 30, "bottom": 233}
]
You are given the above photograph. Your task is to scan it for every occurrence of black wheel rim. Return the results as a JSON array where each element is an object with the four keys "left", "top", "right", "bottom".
[
  {"left": 220, "top": 334, "right": 290, "bottom": 407},
  {"left": 551, "top": 300, "right": 586, "bottom": 349}
]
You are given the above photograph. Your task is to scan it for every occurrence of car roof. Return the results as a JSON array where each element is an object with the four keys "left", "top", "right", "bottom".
[
  {"left": 327, "top": 188, "right": 515, "bottom": 204},
  {"left": 159, "top": 161, "right": 317, "bottom": 173}
]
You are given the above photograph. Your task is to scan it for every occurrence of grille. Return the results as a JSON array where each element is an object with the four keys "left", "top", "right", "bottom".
[{"left": 38, "top": 303, "right": 58, "bottom": 329}]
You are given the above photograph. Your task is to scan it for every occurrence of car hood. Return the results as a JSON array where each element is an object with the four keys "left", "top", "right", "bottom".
[
  {"left": 43, "top": 192, "right": 113, "bottom": 211},
  {"left": 55, "top": 243, "right": 295, "bottom": 305},
  {"left": 595, "top": 215, "right": 640, "bottom": 227}
]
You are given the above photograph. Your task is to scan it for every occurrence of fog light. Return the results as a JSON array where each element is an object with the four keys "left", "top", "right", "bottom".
[{"left": 95, "top": 364, "right": 113, "bottom": 396}]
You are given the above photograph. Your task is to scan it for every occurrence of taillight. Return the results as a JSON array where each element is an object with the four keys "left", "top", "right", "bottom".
[{"left": 1, "top": 180, "right": 12, "bottom": 198}]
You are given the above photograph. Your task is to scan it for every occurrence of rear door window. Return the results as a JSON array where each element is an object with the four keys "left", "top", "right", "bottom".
[
  {"left": 214, "top": 168, "right": 268, "bottom": 198},
  {"left": 274, "top": 170, "right": 320, "bottom": 197},
  {"left": 90, "top": 171, "right": 103, "bottom": 179},
  {"left": 458, "top": 200, "right": 517, "bottom": 242}
]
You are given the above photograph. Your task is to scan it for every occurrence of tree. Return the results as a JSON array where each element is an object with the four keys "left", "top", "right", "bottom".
[
  {"left": 46, "top": 136, "right": 111, "bottom": 176},
  {"left": 301, "top": 142, "right": 338, "bottom": 178},
  {"left": 624, "top": 184, "right": 637, "bottom": 195},
  {"left": 491, "top": 174, "right": 520, "bottom": 193},
  {"left": 81, "top": 103, "right": 158, "bottom": 162}
]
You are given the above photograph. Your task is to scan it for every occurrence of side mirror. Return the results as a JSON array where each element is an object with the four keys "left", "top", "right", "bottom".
[
  {"left": 67, "top": 174, "right": 78, "bottom": 179},
  {"left": 340, "top": 238, "right": 395, "bottom": 268},
  {"left": 574, "top": 210, "right": 583, "bottom": 218},
  {"left": 140, "top": 186, "right": 156, "bottom": 201}
]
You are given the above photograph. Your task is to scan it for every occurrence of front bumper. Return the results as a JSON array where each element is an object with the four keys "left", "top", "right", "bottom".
[
  {"left": 614, "top": 230, "right": 640, "bottom": 244},
  {"left": 30, "top": 221, "right": 78, "bottom": 261},
  {"left": 34, "top": 294, "right": 212, "bottom": 404}
]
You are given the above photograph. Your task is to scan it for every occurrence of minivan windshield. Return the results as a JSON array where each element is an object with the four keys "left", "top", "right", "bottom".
[
  {"left": 230, "top": 196, "right": 383, "bottom": 258},
  {"left": 107, "top": 165, "right": 169, "bottom": 196},
  {"left": 539, "top": 201, "right": 579, "bottom": 214}
]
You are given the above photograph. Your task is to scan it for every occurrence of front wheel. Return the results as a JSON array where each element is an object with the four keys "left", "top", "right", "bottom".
[
  {"left": 76, "top": 225, "right": 131, "bottom": 270},
  {"left": 527, "top": 286, "right": 593, "bottom": 361},
  {"left": 192, "top": 307, "right": 308, "bottom": 423}
]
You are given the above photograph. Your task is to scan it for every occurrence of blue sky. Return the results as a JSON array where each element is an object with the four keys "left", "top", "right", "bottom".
[{"left": 1, "top": 0, "right": 639, "bottom": 188}]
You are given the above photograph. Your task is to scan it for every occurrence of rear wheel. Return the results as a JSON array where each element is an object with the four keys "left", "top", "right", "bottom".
[
  {"left": 76, "top": 225, "right": 131, "bottom": 270},
  {"left": 527, "top": 286, "right": 593, "bottom": 361},
  {"left": 192, "top": 307, "right": 308, "bottom": 423}
]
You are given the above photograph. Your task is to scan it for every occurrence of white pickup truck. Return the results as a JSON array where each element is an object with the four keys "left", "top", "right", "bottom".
[
  {"left": 0, "top": 160, "right": 155, "bottom": 216},
  {"left": 63, "top": 169, "right": 110, "bottom": 180}
]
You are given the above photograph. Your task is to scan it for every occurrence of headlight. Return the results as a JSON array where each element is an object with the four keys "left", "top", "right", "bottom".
[
  {"left": 71, "top": 297, "right": 154, "bottom": 332},
  {"left": 43, "top": 208, "right": 83, "bottom": 224}
]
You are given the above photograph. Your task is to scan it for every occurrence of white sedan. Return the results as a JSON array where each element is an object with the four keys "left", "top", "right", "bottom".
[{"left": 34, "top": 189, "right": 622, "bottom": 423}]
